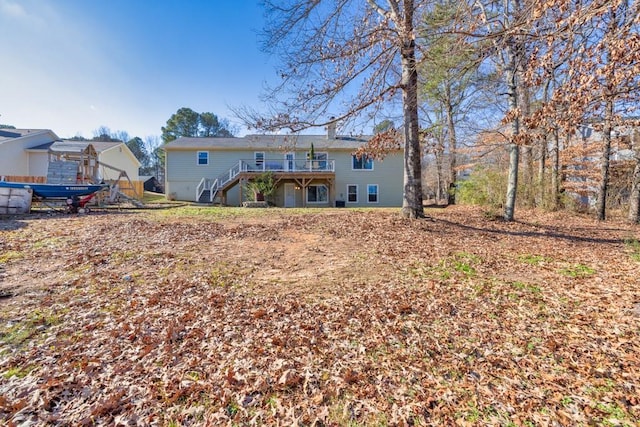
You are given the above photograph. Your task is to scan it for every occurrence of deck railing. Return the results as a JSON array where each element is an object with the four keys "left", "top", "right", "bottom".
[
  {"left": 196, "top": 177, "right": 206, "bottom": 202},
  {"left": 209, "top": 178, "right": 218, "bottom": 202},
  {"left": 240, "top": 159, "right": 335, "bottom": 173},
  {"left": 199, "top": 159, "right": 335, "bottom": 202}
]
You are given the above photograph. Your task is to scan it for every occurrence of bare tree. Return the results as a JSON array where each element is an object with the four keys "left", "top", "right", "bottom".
[
  {"left": 583, "top": 1, "right": 640, "bottom": 221},
  {"left": 470, "top": 0, "right": 539, "bottom": 221},
  {"left": 527, "top": 0, "right": 640, "bottom": 220},
  {"left": 237, "top": 0, "right": 429, "bottom": 218}
]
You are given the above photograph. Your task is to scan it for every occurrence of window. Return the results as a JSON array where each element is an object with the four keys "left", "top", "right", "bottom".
[
  {"left": 285, "top": 152, "right": 295, "bottom": 171},
  {"left": 347, "top": 184, "right": 358, "bottom": 203},
  {"left": 352, "top": 155, "right": 373, "bottom": 170},
  {"left": 307, "top": 184, "right": 328, "bottom": 203},
  {"left": 367, "top": 184, "right": 379, "bottom": 203},
  {"left": 314, "top": 152, "right": 328, "bottom": 170},
  {"left": 254, "top": 152, "right": 265, "bottom": 169},
  {"left": 197, "top": 151, "right": 209, "bottom": 165}
]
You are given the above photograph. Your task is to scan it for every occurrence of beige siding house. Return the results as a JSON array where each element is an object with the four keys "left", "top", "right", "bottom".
[
  {"left": 0, "top": 129, "right": 60, "bottom": 177},
  {"left": 80, "top": 141, "right": 141, "bottom": 182},
  {"left": 1, "top": 129, "right": 140, "bottom": 184},
  {"left": 162, "top": 131, "right": 403, "bottom": 208}
]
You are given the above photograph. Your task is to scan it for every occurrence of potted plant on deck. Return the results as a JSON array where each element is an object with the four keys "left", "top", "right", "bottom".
[{"left": 307, "top": 143, "right": 316, "bottom": 170}]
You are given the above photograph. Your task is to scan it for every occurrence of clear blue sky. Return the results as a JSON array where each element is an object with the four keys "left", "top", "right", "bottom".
[{"left": 0, "top": 0, "right": 276, "bottom": 139}]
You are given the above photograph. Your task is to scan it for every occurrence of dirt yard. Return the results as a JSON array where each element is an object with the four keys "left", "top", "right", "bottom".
[{"left": 1, "top": 205, "right": 639, "bottom": 426}]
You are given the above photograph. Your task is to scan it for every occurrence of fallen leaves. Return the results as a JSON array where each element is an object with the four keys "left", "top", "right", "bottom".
[{"left": 0, "top": 206, "right": 639, "bottom": 425}]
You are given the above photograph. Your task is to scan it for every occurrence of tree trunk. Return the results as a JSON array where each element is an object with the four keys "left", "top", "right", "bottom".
[
  {"left": 597, "top": 112, "right": 612, "bottom": 221},
  {"left": 596, "top": 5, "right": 620, "bottom": 221},
  {"left": 596, "top": 20, "right": 615, "bottom": 222},
  {"left": 435, "top": 148, "right": 443, "bottom": 202},
  {"left": 521, "top": 145, "right": 532, "bottom": 206},
  {"left": 629, "top": 161, "right": 640, "bottom": 223},
  {"left": 504, "top": 44, "right": 520, "bottom": 222},
  {"left": 538, "top": 136, "right": 546, "bottom": 207},
  {"left": 505, "top": 143, "right": 520, "bottom": 221},
  {"left": 400, "top": 1, "right": 424, "bottom": 219},
  {"left": 628, "top": 130, "right": 640, "bottom": 222},
  {"left": 446, "top": 91, "right": 457, "bottom": 205},
  {"left": 550, "top": 129, "right": 561, "bottom": 210},
  {"left": 519, "top": 84, "right": 533, "bottom": 207}
]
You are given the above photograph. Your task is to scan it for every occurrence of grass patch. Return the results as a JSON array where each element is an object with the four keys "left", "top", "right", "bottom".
[
  {"left": 31, "top": 236, "right": 63, "bottom": 250},
  {"left": 623, "top": 237, "right": 640, "bottom": 262},
  {"left": 151, "top": 206, "right": 392, "bottom": 221},
  {"left": 207, "top": 263, "right": 238, "bottom": 287},
  {"left": 111, "top": 250, "right": 139, "bottom": 263},
  {"left": 0, "top": 309, "right": 63, "bottom": 352},
  {"left": 409, "top": 252, "right": 482, "bottom": 281},
  {"left": 142, "top": 191, "right": 172, "bottom": 204},
  {"left": 511, "top": 281, "right": 542, "bottom": 294},
  {"left": 0, "top": 250, "right": 24, "bottom": 264},
  {"left": 518, "top": 254, "right": 552, "bottom": 265},
  {"left": 452, "top": 252, "right": 480, "bottom": 277},
  {"left": 559, "top": 263, "right": 595, "bottom": 278},
  {"left": 151, "top": 205, "right": 306, "bottom": 220},
  {"left": 3, "top": 365, "right": 36, "bottom": 379}
]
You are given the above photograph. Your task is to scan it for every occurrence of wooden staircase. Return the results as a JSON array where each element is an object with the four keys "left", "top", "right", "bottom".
[{"left": 196, "top": 161, "right": 247, "bottom": 204}]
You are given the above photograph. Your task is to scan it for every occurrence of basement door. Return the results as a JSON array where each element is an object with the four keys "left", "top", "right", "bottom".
[{"left": 284, "top": 183, "right": 296, "bottom": 208}]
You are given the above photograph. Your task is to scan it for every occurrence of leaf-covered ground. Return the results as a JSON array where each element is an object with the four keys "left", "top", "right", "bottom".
[{"left": 1, "top": 205, "right": 639, "bottom": 426}]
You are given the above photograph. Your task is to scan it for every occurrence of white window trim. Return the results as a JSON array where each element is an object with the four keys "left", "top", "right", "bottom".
[
  {"left": 306, "top": 184, "right": 329, "bottom": 204},
  {"left": 351, "top": 154, "right": 374, "bottom": 171},
  {"left": 285, "top": 152, "right": 295, "bottom": 171},
  {"left": 254, "top": 152, "right": 265, "bottom": 169},
  {"left": 367, "top": 184, "right": 379, "bottom": 204},
  {"left": 346, "top": 184, "right": 358, "bottom": 203},
  {"left": 197, "top": 151, "right": 209, "bottom": 166}
]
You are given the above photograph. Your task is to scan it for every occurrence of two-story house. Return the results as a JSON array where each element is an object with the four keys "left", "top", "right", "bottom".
[{"left": 162, "top": 126, "right": 403, "bottom": 207}]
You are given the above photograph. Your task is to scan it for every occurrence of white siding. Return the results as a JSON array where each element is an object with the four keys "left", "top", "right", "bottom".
[
  {"left": 0, "top": 142, "right": 30, "bottom": 176},
  {"left": 1, "top": 132, "right": 56, "bottom": 176},
  {"left": 28, "top": 152, "right": 49, "bottom": 176}
]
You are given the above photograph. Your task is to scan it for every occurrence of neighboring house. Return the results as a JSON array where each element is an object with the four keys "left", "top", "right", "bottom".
[
  {"left": 0, "top": 128, "right": 60, "bottom": 177},
  {"left": 0, "top": 129, "right": 140, "bottom": 183},
  {"left": 162, "top": 126, "right": 404, "bottom": 207},
  {"left": 564, "top": 124, "right": 640, "bottom": 206},
  {"left": 49, "top": 140, "right": 141, "bottom": 182}
]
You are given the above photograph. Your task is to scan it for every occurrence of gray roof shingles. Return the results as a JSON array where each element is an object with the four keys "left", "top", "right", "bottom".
[{"left": 162, "top": 134, "right": 373, "bottom": 151}]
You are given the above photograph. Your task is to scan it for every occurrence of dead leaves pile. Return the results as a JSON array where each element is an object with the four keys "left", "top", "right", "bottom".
[{"left": 1, "top": 206, "right": 639, "bottom": 426}]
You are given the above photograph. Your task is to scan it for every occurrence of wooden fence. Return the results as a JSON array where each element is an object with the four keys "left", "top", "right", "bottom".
[
  {"left": 115, "top": 180, "right": 144, "bottom": 199},
  {"left": 1, "top": 176, "right": 47, "bottom": 183},
  {"left": 1, "top": 176, "right": 144, "bottom": 200}
]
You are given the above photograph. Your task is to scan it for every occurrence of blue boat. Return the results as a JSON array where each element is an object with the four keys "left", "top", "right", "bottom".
[{"left": 0, "top": 181, "right": 108, "bottom": 199}]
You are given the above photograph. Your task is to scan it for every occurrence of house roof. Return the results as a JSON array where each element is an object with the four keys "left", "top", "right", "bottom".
[
  {"left": 162, "top": 134, "right": 373, "bottom": 151},
  {"left": 0, "top": 129, "right": 59, "bottom": 144},
  {"left": 26, "top": 140, "right": 123, "bottom": 154},
  {"left": 56, "top": 140, "right": 124, "bottom": 153}
]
